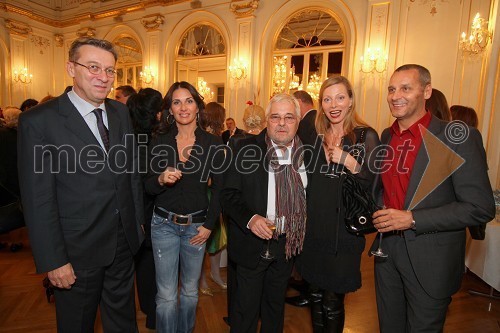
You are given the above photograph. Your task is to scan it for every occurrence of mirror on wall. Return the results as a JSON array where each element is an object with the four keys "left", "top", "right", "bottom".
[{"left": 176, "top": 24, "right": 226, "bottom": 105}]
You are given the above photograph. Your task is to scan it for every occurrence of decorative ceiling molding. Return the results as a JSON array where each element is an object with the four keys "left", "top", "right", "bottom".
[
  {"left": 141, "top": 14, "right": 165, "bottom": 32},
  {"left": 5, "top": 19, "right": 32, "bottom": 36},
  {"left": 0, "top": 1, "right": 188, "bottom": 28},
  {"left": 76, "top": 27, "right": 96, "bottom": 38},
  {"left": 409, "top": 0, "right": 450, "bottom": 16},
  {"left": 230, "top": 0, "right": 259, "bottom": 18}
]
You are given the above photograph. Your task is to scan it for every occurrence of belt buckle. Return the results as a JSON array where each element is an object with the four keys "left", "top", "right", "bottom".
[{"left": 172, "top": 213, "right": 192, "bottom": 225}]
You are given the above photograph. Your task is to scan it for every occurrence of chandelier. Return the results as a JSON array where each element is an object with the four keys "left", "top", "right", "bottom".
[
  {"left": 13, "top": 67, "right": 33, "bottom": 84},
  {"left": 459, "top": 13, "right": 491, "bottom": 56},
  {"left": 359, "top": 48, "right": 387, "bottom": 74},
  {"left": 289, "top": 65, "right": 300, "bottom": 90},
  {"left": 140, "top": 66, "right": 155, "bottom": 85},
  {"left": 197, "top": 77, "right": 214, "bottom": 102},
  {"left": 305, "top": 73, "right": 322, "bottom": 101},
  {"left": 229, "top": 58, "right": 248, "bottom": 81},
  {"left": 272, "top": 56, "right": 288, "bottom": 95}
]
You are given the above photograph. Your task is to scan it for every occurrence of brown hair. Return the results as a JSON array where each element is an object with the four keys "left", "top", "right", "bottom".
[
  {"left": 450, "top": 105, "right": 478, "bottom": 128},
  {"left": 315, "top": 76, "right": 368, "bottom": 143},
  {"left": 203, "top": 102, "right": 226, "bottom": 136},
  {"left": 68, "top": 37, "right": 118, "bottom": 62},
  {"left": 426, "top": 88, "right": 451, "bottom": 121}
]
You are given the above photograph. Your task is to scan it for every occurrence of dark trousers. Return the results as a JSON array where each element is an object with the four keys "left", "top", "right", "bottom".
[
  {"left": 231, "top": 237, "right": 293, "bottom": 333},
  {"left": 54, "top": 225, "right": 138, "bottom": 333},
  {"left": 135, "top": 244, "right": 157, "bottom": 329},
  {"left": 375, "top": 235, "right": 451, "bottom": 333},
  {"left": 226, "top": 257, "right": 237, "bottom": 324}
]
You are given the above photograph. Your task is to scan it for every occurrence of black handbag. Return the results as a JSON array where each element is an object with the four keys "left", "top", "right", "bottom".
[
  {"left": 341, "top": 129, "right": 379, "bottom": 235},
  {"left": 342, "top": 171, "right": 379, "bottom": 235}
]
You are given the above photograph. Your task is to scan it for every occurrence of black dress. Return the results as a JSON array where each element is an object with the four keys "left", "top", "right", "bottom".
[{"left": 297, "top": 127, "right": 380, "bottom": 293}]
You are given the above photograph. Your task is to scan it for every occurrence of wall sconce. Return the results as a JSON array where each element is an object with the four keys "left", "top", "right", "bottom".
[
  {"left": 197, "top": 77, "right": 214, "bottom": 102},
  {"left": 459, "top": 13, "right": 491, "bottom": 56},
  {"left": 359, "top": 48, "right": 388, "bottom": 74},
  {"left": 229, "top": 58, "right": 248, "bottom": 81},
  {"left": 140, "top": 66, "right": 155, "bottom": 84},
  {"left": 13, "top": 67, "right": 33, "bottom": 84}
]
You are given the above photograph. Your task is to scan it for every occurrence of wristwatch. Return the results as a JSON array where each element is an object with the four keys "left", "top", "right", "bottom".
[{"left": 410, "top": 219, "right": 416, "bottom": 230}]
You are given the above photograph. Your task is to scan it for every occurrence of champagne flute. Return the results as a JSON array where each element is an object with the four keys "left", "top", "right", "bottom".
[
  {"left": 261, "top": 215, "right": 277, "bottom": 260},
  {"left": 371, "top": 206, "right": 388, "bottom": 258}
]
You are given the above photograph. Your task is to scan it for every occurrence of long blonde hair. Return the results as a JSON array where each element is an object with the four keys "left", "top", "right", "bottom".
[{"left": 315, "top": 76, "right": 368, "bottom": 143}]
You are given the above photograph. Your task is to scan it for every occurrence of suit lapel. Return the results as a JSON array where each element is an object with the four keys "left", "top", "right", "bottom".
[
  {"left": 256, "top": 130, "right": 270, "bottom": 212},
  {"left": 60, "top": 94, "right": 102, "bottom": 151}
]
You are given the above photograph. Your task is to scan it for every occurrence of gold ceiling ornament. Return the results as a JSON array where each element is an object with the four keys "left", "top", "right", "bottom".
[
  {"left": 76, "top": 27, "right": 96, "bottom": 38},
  {"left": 54, "top": 34, "right": 64, "bottom": 47},
  {"left": 5, "top": 19, "right": 32, "bottom": 36},
  {"left": 141, "top": 14, "right": 165, "bottom": 32},
  {"left": 190, "top": 0, "right": 202, "bottom": 9},
  {"left": 230, "top": 0, "right": 260, "bottom": 18},
  {"left": 459, "top": 13, "right": 492, "bottom": 57}
]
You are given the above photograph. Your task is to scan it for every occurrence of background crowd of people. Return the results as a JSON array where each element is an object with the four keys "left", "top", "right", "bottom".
[{"left": 0, "top": 37, "right": 496, "bottom": 333}]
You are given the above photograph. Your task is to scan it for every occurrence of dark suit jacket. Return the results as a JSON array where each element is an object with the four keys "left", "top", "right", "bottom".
[
  {"left": 372, "top": 115, "right": 495, "bottom": 299},
  {"left": 221, "top": 130, "right": 270, "bottom": 269},
  {"left": 18, "top": 93, "right": 144, "bottom": 273},
  {"left": 297, "top": 109, "right": 317, "bottom": 145},
  {"left": 222, "top": 127, "right": 244, "bottom": 145}
]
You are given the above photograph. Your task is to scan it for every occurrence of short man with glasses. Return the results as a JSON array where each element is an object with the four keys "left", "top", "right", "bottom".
[
  {"left": 222, "top": 94, "right": 307, "bottom": 332},
  {"left": 18, "top": 37, "right": 144, "bottom": 332}
]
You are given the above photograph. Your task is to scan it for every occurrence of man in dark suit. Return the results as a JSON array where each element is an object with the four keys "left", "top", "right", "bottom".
[
  {"left": 222, "top": 117, "right": 244, "bottom": 144},
  {"left": 222, "top": 93, "right": 307, "bottom": 333},
  {"left": 18, "top": 37, "right": 144, "bottom": 332},
  {"left": 371, "top": 64, "right": 495, "bottom": 332},
  {"left": 294, "top": 90, "right": 317, "bottom": 145}
]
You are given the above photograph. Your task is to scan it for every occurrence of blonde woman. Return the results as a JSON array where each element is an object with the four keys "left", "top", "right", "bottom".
[{"left": 297, "top": 76, "right": 381, "bottom": 332}]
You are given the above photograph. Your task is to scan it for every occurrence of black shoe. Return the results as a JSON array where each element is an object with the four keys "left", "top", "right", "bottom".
[
  {"left": 285, "top": 295, "right": 310, "bottom": 307},
  {"left": 223, "top": 316, "right": 230, "bottom": 326}
]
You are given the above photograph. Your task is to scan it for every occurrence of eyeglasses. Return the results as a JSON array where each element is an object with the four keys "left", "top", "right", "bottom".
[
  {"left": 72, "top": 61, "right": 117, "bottom": 78},
  {"left": 268, "top": 114, "right": 297, "bottom": 124}
]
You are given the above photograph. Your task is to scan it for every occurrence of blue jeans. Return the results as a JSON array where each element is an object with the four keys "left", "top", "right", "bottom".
[{"left": 151, "top": 212, "right": 206, "bottom": 333}]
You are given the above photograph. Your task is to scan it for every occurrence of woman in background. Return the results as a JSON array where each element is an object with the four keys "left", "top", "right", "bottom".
[{"left": 145, "top": 82, "right": 225, "bottom": 333}]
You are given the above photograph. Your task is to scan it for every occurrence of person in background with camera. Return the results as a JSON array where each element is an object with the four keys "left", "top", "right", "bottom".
[
  {"left": 296, "top": 76, "right": 380, "bottom": 332},
  {"left": 145, "top": 81, "right": 225, "bottom": 333},
  {"left": 371, "top": 64, "right": 495, "bottom": 332}
]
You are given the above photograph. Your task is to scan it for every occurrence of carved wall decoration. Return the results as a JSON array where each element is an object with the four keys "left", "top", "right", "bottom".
[
  {"left": 76, "top": 27, "right": 96, "bottom": 38},
  {"left": 5, "top": 19, "right": 32, "bottom": 36},
  {"left": 54, "top": 34, "right": 64, "bottom": 47},
  {"left": 30, "top": 35, "right": 51, "bottom": 54},
  {"left": 409, "top": 0, "right": 449, "bottom": 16},
  {"left": 141, "top": 14, "right": 164, "bottom": 32},
  {"left": 230, "top": 0, "right": 260, "bottom": 18}
]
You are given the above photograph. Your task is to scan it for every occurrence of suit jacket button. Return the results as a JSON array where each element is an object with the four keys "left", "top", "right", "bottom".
[{"left": 115, "top": 209, "right": 119, "bottom": 215}]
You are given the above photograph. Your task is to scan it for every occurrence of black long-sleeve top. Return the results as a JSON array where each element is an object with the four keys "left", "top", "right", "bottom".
[{"left": 144, "top": 126, "right": 225, "bottom": 230}]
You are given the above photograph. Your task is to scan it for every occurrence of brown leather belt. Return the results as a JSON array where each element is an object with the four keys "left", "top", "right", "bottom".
[{"left": 154, "top": 206, "right": 207, "bottom": 225}]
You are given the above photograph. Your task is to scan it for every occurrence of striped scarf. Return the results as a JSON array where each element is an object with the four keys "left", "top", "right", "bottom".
[{"left": 265, "top": 133, "right": 307, "bottom": 259}]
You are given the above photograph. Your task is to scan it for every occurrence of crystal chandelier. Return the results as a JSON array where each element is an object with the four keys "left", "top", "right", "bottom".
[
  {"left": 306, "top": 73, "right": 322, "bottom": 101},
  {"left": 197, "top": 77, "right": 214, "bottom": 102},
  {"left": 272, "top": 56, "right": 288, "bottom": 96},
  {"left": 459, "top": 13, "right": 491, "bottom": 56}
]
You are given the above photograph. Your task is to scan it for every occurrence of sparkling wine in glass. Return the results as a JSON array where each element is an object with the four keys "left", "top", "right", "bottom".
[
  {"left": 371, "top": 206, "right": 388, "bottom": 258},
  {"left": 261, "top": 215, "right": 277, "bottom": 260}
]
